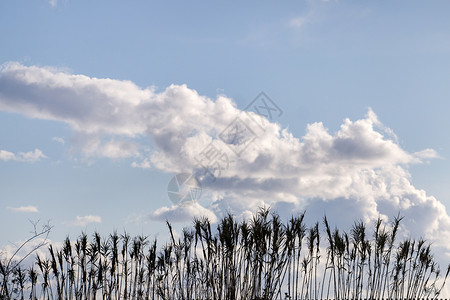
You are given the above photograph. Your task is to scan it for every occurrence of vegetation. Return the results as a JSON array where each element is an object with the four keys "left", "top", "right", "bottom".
[{"left": 1, "top": 208, "right": 449, "bottom": 300}]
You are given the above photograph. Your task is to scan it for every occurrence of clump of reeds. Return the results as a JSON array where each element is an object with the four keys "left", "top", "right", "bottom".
[{"left": 1, "top": 208, "right": 449, "bottom": 300}]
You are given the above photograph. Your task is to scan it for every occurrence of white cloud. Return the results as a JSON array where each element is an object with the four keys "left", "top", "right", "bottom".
[
  {"left": 151, "top": 202, "right": 218, "bottom": 223},
  {"left": 18, "top": 149, "right": 47, "bottom": 162},
  {"left": 0, "top": 237, "right": 56, "bottom": 268},
  {"left": 52, "top": 136, "right": 65, "bottom": 144},
  {"left": 286, "top": 2, "right": 325, "bottom": 31},
  {"left": 1, "top": 62, "right": 450, "bottom": 261},
  {"left": 0, "top": 150, "right": 15, "bottom": 161},
  {"left": 132, "top": 157, "right": 151, "bottom": 169},
  {"left": 76, "top": 138, "right": 140, "bottom": 159},
  {"left": 70, "top": 215, "right": 102, "bottom": 226},
  {"left": 7, "top": 206, "right": 39, "bottom": 213},
  {"left": 0, "top": 148, "right": 46, "bottom": 162},
  {"left": 414, "top": 148, "right": 441, "bottom": 159},
  {"left": 48, "top": 0, "right": 57, "bottom": 8},
  {"left": 288, "top": 16, "right": 309, "bottom": 29}
]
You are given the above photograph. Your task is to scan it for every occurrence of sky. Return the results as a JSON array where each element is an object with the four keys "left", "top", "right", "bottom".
[{"left": 1, "top": 0, "right": 450, "bottom": 273}]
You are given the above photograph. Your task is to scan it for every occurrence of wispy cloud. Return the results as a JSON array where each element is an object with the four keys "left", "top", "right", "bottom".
[
  {"left": 48, "top": 0, "right": 57, "bottom": 8},
  {"left": 7, "top": 206, "right": 39, "bottom": 213},
  {"left": 414, "top": 148, "right": 441, "bottom": 159},
  {"left": 287, "top": 15, "right": 310, "bottom": 30},
  {"left": 52, "top": 136, "right": 65, "bottom": 144},
  {"left": 132, "top": 157, "right": 151, "bottom": 169},
  {"left": 70, "top": 215, "right": 102, "bottom": 227},
  {"left": 0, "top": 149, "right": 46, "bottom": 163}
]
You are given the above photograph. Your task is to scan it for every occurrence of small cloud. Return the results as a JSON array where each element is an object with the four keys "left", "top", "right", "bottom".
[
  {"left": 75, "top": 137, "right": 140, "bottom": 159},
  {"left": 52, "top": 137, "right": 65, "bottom": 144},
  {"left": 131, "top": 158, "right": 151, "bottom": 169},
  {"left": 414, "top": 148, "right": 441, "bottom": 159},
  {"left": 287, "top": 10, "right": 316, "bottom": 31},
  {"left": 288, "top": 16, "right": 308, "bottom": 29},
  {"left": 0, "top": 150, "right": 16, "bottom": 161},
  {"left": 0, "top": 149, "right": 47, "bottom": 163},
  {"left": 7, "top": 206, "right": 39, "bottom": 213},
  {"left": 17, "top": 149, "right": 47, "bottom": 162},
  {"left": 125, "top": 213, "right": 146, "bottom": 225},
  {"left": 70, "top": 215, "right": 102, "bottom": 226},
  {"left": 150, "top": 202, "right": 218, "bottom": 223},
  {"left": 49, "top": 0, "right": 57, "bottom": 7}
]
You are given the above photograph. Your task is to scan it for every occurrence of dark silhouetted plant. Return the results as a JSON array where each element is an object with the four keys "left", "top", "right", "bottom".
[{"left": 1, "top": 209, "right": 449, "bottom": 300}]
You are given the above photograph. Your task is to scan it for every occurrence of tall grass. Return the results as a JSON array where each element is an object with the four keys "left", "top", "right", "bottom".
[{"left": 1, "top": 208, "right": 449, "bottom": 299}]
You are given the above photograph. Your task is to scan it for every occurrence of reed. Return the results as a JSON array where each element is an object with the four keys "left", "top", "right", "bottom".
[{"left": 1, "top": 208, "right": 448, "bottom": 300}]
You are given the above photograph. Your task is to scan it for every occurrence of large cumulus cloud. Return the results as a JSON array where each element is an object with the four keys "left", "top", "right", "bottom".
[{"left": 1, "top": 62, "right": 449, "bottom": 257}]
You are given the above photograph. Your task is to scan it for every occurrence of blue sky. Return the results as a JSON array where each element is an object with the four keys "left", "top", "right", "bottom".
[{"left": 1, "top": 0, "right": 450, "bottom": 266}]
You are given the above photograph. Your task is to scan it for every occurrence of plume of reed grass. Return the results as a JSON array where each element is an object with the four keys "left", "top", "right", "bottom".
[{"left": 1, "top": 208, "right": 449, "bottom": 300}]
